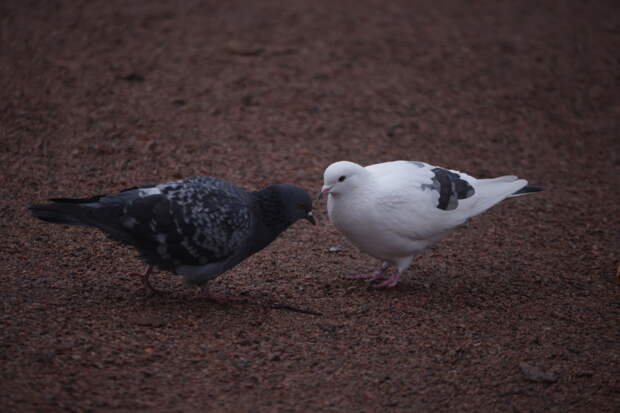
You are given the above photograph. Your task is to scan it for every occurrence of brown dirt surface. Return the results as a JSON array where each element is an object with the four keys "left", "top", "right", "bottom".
[{"left": 1, "top": 0, "right": 619, "bottom": 411}]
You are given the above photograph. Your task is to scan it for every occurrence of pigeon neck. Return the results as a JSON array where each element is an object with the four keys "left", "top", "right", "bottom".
[{"left": 252, "top": 187, "right": 290, "bottom": 242}]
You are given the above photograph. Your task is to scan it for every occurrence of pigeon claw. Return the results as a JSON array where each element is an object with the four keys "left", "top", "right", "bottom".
[
  {"left": 131, "top": 266, "right": 164, "bottom": 295},
  {"left": 371, "top": 272, "right": 401, "bottom": 289}
]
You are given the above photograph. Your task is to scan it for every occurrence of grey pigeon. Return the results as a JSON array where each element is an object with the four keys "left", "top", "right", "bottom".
[{"left": 29, "top": 176, "right": 315, "bottom": 296}]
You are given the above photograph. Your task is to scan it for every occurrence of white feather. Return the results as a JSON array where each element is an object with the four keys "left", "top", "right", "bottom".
[{"left": 321, "top": 160, "right": 538, "bottom": 284}]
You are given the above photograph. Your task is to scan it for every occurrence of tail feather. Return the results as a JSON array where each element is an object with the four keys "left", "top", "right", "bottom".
[
  {"left": 29, "top": 195, "right": 109, "bottom": 225},
  {"left": 29, "top": 200, "right": 134, "bottom": 243},
  {"left": 465, "top": 177, "right": 526, "bottom": 217},
  {"left": 466, "top": 177, "right": 543, "bottom": 218},
  {"left": 509, "top": 185, "right": 544, "bottom": 197},
  {"left": 29, "top": 203, "right": 92, "bottom": 226},
  {"left": 48, "top": 195, "right": 106, "bottom": 204},
  {"left": 484, "top": 175, "right": 518, "bottom": 183}
]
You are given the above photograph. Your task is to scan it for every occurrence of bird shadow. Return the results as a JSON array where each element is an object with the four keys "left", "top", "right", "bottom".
[
  {"left": 128, "top": 285, "right": 324, "bottom": 316},
  {"left": 336, "top": 267, "right": 510, "bottom": 311}
]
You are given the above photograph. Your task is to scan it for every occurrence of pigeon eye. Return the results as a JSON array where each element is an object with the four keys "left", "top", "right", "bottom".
[{"left": 338, "top": 176, "right": 346, "bottom": 182}]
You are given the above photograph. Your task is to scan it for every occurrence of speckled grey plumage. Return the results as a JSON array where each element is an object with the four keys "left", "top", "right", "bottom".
[{"left": 29, "top": 176, "right": 314, "bottom": 287}]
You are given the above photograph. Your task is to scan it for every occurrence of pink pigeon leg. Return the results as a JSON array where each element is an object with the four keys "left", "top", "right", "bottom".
[
  {"left": 371, "top": 270, "right": 402, "bottom": 289},
  {"left": 130, "top": 265, "right": 162, "bottom": 294},
  {"left": 347, "top": 261, "right": 390, "bottom": 280}
]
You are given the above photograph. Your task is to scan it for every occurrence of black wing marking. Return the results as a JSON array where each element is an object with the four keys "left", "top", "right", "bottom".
[{"left": 421, "top": 167, "right": 475, "bottom": 211}]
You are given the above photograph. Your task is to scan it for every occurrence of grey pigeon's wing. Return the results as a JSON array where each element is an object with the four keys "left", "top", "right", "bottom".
[{"left": 120, "top": 176, "right": 253, "bottom": 271}]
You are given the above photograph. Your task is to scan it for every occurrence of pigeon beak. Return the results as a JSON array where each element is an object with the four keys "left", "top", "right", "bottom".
[
  {"left": 305, "top": 211, "right": 316, "bottom": 225},
  {"left": 318, "top": 185, "right": 332, "bottom": 200}
]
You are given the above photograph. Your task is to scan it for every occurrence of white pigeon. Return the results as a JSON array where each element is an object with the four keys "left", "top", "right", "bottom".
[{"left": 319, "top": 160, "right": 542, "bottom": 288}]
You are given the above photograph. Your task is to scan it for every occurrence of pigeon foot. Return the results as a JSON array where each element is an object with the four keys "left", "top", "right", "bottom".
[
  {"left": 347, "top": 262, "right": 389, "bottom": 281},
  {"left": 131, "top": 266, "right": 163, "bottom": 295},
  {"left": 371, "top": 271, "right": 401, "bottom": 288}
]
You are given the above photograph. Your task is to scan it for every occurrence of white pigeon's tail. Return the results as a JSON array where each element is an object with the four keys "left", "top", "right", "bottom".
[
  {"left": 508, "top": 184, "right": 544, "bottom": 198},
  {"left": 468, "top": 176, "right": 542, "bottom": 217}
]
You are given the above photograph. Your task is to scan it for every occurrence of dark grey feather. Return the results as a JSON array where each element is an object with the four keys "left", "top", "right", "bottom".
[
  {"left": 511, "top": 185, "right": 544, "bottom": 196},
  {"left": 29, "top": 176, "right": 313, "bottom": 287}
]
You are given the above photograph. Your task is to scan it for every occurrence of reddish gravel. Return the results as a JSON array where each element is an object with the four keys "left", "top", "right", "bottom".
[{"left": 1, "top": 1, "right": 619, "bottom": 411}]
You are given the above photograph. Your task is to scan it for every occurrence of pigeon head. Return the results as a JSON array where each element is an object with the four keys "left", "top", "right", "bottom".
[
  {"left": 319, "top": 161, "right": 366, "bottom": 199},
  {"left": 258, "top": 184, "right": 315, "bottom": 227},
  {"left": 279, "top": 184, "right": 315, "bottom": 225}
]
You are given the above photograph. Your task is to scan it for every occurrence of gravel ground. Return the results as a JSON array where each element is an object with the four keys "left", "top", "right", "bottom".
[{"left": 1, "top": 0, "right": 619, "bottom": 411}]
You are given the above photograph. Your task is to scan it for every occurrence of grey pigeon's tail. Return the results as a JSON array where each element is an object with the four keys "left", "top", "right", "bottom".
[
  {"left": 509, "top": 185, "right": 544, "bottom": 198},
  {"left": 29, "top": 197, "right": 133, "bottom": 243},
  {"left": 30, "top": 198, "right": 94, "bottom": 226}
]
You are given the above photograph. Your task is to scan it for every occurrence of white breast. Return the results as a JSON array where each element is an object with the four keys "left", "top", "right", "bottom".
[{"left": 327, "top": 189, "right": 434, "bottom": 261}]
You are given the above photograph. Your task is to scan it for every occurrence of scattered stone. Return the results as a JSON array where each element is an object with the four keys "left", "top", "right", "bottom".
[
  {"left": 119, "top": 73, "right": 145, "bottom": 82},
  {"left": 519, "top": 362, "right": 558, "bottom": 383},
  {"left": 242, "top": 94, "right": 256, "bottom": 106},
  {"left": 224, "top": 40, "right": 264, "bottom": 56},
  {"left": 386, "top": 123, "right": 404, "bottom": 137}
]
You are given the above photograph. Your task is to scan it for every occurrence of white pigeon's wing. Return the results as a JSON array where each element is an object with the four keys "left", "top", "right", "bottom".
[
  {"left": 369, "top": 161, "right": 527, "bottom": 237},
  {"left": 368, "top": 160, "right": 473, "bottom": 207},
  {"left": 365, "top": 161, "right": 479, "bottom": 242}
]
